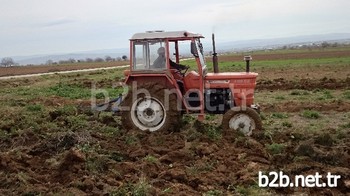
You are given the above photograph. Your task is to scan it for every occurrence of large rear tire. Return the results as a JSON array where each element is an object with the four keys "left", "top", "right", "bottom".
[
  {"left": 120, "top": 82, "right": 180, "bottom": 132},
  {"left": 222, "top": 107, "right": 262, "bottom": 136}
]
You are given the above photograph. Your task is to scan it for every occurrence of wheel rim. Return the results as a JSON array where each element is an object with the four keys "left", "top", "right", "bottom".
[
  {"left": 229, "top": 113, "right": 256, "bottom": 136},
  {"left": 130, "top": 97, "right": 166, "bottom": 131}
]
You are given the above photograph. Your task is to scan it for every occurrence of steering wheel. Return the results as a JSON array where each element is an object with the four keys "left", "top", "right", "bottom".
[{"left": 175, "top": 66, "right": 189, "bottom": 77}]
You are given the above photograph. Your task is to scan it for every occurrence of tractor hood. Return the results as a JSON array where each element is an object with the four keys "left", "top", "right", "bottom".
[
  {"left": 204, "top": 72, "right": 258, "bottom": 89},
  {"left": 205, "top": 72, "right": 258, "bottom": 80}
]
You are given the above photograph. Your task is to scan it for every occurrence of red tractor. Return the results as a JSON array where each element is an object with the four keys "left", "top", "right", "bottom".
[{"left": 119, "top": 30, "right": 262, "bottom": 136}]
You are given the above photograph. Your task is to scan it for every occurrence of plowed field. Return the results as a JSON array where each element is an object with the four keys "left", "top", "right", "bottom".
[{"left": 0, "top": 47, "right": 349, "bottom": 195}]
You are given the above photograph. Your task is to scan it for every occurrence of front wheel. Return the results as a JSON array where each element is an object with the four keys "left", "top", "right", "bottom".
[{"left": 222, "top": 107, "right": 262, "bottom": 136}]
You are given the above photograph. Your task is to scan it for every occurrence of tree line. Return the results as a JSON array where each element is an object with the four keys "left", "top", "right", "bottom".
[{"left": 47, "top": 55, "right": 128, "bottom": 65}]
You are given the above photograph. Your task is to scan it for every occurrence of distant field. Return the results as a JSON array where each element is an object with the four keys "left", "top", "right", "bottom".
[
  {"left": 0, "top": 47, "right": 349, "bottom": 195},
  {"left": 0, "top": 61, "right": 128, "bottom": 77}
]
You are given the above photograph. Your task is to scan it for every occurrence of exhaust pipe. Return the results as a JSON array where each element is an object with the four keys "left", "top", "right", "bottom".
[
  {"left": 244, "top": 55, "right": 252, "bottom": 73},
  {"left": 212, "top": 33, "right": 219, "bottom": 73}
]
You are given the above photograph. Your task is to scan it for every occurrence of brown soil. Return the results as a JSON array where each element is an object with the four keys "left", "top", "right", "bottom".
[
  {"left": 257, "top": 77, "right": 350, "bottom": 91},
  {"left": 261, "top": 100, "right": 350, "bottom": 113},
  {"left": 0, "top": 121, "right": 349, "bottom": 195}
]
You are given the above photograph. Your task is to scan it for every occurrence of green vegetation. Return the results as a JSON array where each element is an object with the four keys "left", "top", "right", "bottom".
[
  {"left": 302, "top": 110, "right": 321, "bottom": 119},
  {"left": 110, "top": 178, "right": 151, "bottom": 196},
  {"left": 271, "top": 112, "right": 289, "bottom": 119},
  {"left": 266, "top": 143, "right": 285, "bottom": 154},
  {"left": 143, "top": 155, "right": 158, "bottom": 163},
  {"left": 26, "top": 104, "right": 43, "bottom": 112},
  {"left": 343, "top": 90, "right": 350, "bottom": 100}
]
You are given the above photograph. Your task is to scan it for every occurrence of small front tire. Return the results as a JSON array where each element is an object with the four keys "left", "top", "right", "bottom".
[{"left": 222, "top": 107, "right": 262, "bottom": 136}]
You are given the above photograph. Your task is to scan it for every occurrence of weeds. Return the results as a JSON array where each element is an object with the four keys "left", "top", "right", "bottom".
[
  {"left": 205, "top": 126, "right": 222, "bottom": 140},
  {"left": 343, "top": 90, "right": 350, "bottom": 99},
  {"left": 48, "top": 83, "right": 90, "bottom": 99},
  {"left": 274, "top": 95, "right": 285, "bottom": 100},
  {"left": 340, "top": 122, "right": 350, "bottom": 129},
  {"left": 143, "top": 155, "right": 158, "bottom": 163},
  {"left": 204, "top": 189, "right": 223, "bottom": 196},
  {"left": 125, "top": 135, "right": 137, "bottom": 145},
  {"left": 302, "top": 110, "right": 320, "bottom": 119},
  {"left": 282, "top": 121, "right": 293, "bottom": 128},
  {"left": 290, "top": 90, "right": 310, "bottom": 96},
  {"left": 111, "top": 178, "right": 151, "bottom": 196},
  {"left": 86, "top": 157, "right": 108, "bottom": 173},
  {"left": 266, "top": 143, "right": 285, "bottom": 154},
  {"left": 317, "top": 90, "right": 334, "bottom": 100},
  {"left": 26, "top": 104, "right": 43, "bottom": 112},
  {"left": 271, "top": 112, "right": 289, "bottom": 119}
]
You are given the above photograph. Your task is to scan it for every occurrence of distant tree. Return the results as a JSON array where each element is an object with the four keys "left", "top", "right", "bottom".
[
  {"left": 86, "top": 58, "right": 93, "bottom": 63},
  {"left": 68, "top": 58, "right": 76, "bottom": 63},
  {"left": 58, "top": 60, "right": 67, "bottom": 64},
  {"left": 116, "top": 57, "right": 122, "bottom": 61},
  {"left": 105, "top": 56, "right": 113, "bottom": 62},
  {"left": 332, "top": 42, "right": 338, "bottom": 47},
  {"left": 321, "top": 41, "right": 330, "bottom": 49},
  {"left": 1, "top": 57, "right": 15, "bottom": 67},
  {"left": 46, "top": 59, "right": 54, "bottom": 65},
  {"left": 95, "top": 57, "right": 104, "bottom": 62},
  {"left": 122, "top": 55, "right": 128, "bottom": 61}
]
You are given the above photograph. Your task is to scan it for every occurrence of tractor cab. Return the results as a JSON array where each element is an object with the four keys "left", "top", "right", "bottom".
[{"left": 127, "top": 30, "right": 205, "bottom": 74}]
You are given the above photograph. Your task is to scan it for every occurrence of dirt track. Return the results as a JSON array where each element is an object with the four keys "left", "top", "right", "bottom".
[{"left": 0, "top": 61, "right": 128, "bottom": 77}]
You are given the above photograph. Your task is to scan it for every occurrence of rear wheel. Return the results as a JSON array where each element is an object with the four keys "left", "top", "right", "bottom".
[
  {"left": 121, "top": 82, "right": 180, "bottom": 132},
  {"left": 222, "top": 107, "right": 262, "bottom": 136}
]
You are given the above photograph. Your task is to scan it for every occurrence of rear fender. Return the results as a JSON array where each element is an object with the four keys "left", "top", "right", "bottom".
[{"left": 124, "top": 74, "right": 185, "bottom": 110}]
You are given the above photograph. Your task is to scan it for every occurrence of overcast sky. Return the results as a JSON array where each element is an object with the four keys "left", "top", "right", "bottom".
[{"left": 1, "top": 0, "right": 350, "bottom": 57}]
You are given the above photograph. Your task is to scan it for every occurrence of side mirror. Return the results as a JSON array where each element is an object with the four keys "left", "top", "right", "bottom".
[{"left": 191, "top": 42, "right": 198, "bottom": 57}]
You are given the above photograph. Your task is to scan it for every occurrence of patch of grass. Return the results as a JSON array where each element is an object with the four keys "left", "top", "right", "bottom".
[
  {"left": 125, "top": 135, "right": 137, "bottom": 145},
  {"left": 204, "top": 189, "right": 223, "bottom": 196},
  {"left": 340, "top": 122, "right": 350, "bottom": 129},
  {"left": 232, "top": 185, "right": 270, "bottom": 196},
  {"left": 271, "top": 112, "right": 289, "bottom": 119},
  {"left": 48, "top": 83, "right": 91, "bottom": 99},
  {"left": 343, "top": 90, "right": 350, "bottom": 99},
  {"left": 290, "top": 90, "right": 310, "bottom": 96},
  {"left": 109, "top": 179, "right": 151, "bottom": 196},
  {"left": 65, "top": 115, "right": 89, "bottom": 131},
  {"left": 51, "top": 105, "right": 77, "bottom": 117},
  {"left": 26, "top": 104, "right": 43, "bottom": 112},
  {"left": 182, "top": 115, "right": 196, "bottom": 125},
  {"left": 274, "top": 95, "right": 285, "bottom": 100},
  {"left": 101, "top": 126, "right": 120, "bottom": 136},
  {"left": 282, "top": 121, "right": 293, "bottom": 128},
  {"left": 205, "top": 114, "right": 216, "bottom": 121},
  {"left": 204, "top": 126, "right": 222, "bottom": 140},
  {"left": 86, "top": 157, "right": 108, "bottom": 173},
  {"left": 266, "top": 143, "right": 285, "bottom": 154},
  {"left": 302, "top": 110, "right": 320, "bottom": 119},
  {"left": 143, "top": 155, "right": 158, "bottom": 163},
  {"left": 315, "top": 133, "right": 334, "bottom": 147},
  {"left": 317, "top": 90, "right": 334, "bottom": 100},
  {"left": 186, "top": 160, "right": 217, "bottom": 176}
]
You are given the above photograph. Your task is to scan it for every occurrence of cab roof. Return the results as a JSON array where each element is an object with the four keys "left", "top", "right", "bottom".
[{"left": 130, "top": 30, "right": 204, "bottom": 40}]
